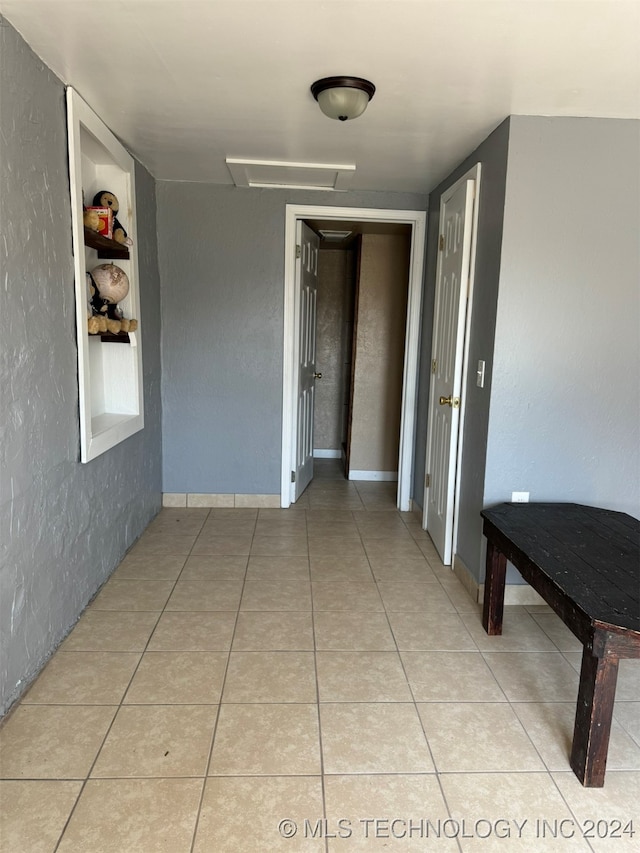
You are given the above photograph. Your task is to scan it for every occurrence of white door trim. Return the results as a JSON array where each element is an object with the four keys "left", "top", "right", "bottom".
[
  {"left": 423, "top": 164, "right": 481, "bottom": 560},
  {"left": 281, "top": 204, "right": 427, "bottom": 510}
]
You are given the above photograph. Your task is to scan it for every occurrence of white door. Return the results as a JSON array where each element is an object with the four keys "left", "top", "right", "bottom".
[
  {"left": 424, "top": 179, "right": 475, "bottom": 563},
  {"left": 293, "top": 221, "right": 319, "bottom": 501}
]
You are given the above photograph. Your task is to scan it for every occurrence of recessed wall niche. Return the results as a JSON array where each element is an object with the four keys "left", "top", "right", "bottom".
[{"left": 66, "top": 88, "right": 144, "bottom": 462}]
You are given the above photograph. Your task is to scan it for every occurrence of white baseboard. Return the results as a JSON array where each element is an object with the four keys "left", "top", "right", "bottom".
[
  {"left": 313, "top": 449, "right": 341, "bottom": 458},
  {"left": 348, "top": 470, "right": 398, "bottom": 482}
]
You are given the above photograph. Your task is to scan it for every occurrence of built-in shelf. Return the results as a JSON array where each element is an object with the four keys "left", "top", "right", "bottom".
[
  {"left": 67, "top": 88, "right": 144, "bottom": 463},
  {"left": 83, "top": 226, "right": 130, "bottom": 260}
]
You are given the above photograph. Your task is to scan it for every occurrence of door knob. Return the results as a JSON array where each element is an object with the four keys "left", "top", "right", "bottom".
[
  {"left": 314, "top": 372, "right": 323, "bottom": 379},
  {"left": 439, "top": 395, "right": 460, "bottom": 408}
]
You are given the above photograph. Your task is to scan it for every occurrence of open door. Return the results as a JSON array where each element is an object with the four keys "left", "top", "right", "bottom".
[
  {"left": 424, "top": 178, "right": 476, "bottom": 564},
  {"left": 293, "top": 221, "right": 320, "bottom": 500}
]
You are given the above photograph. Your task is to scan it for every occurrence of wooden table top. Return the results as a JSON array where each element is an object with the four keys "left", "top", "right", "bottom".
[{"left": 481, "top": 503, "right": 640, "bottom": 634}]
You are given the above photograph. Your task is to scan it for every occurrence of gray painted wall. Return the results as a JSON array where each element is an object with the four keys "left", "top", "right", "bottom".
[
  {"left": 157, "top": 183, "right": 427, "bottom": 495},
  {"left": 0, "top": 19, "right": 162, "bottom": 714},
  {"left": 484, "top": 117, "right": 640, "bottom": 541}
]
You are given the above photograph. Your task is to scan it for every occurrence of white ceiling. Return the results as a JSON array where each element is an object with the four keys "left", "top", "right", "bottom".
[{"left": 2, "top": 0, "right": 639, "bottom": 194}]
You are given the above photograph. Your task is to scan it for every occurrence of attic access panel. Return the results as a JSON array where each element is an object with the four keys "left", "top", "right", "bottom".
[{"left": 226, "top": 158, "right": 355, "bottom": 191}]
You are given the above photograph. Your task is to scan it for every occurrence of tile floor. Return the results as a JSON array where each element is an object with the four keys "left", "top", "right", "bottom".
[{"left": 1, "top": 461, "right": 639, "bottom": 851}]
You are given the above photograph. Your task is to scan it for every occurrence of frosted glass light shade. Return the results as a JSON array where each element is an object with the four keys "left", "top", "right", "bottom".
[{"left": 311, "top": 77, "right": 375, "bottom": 122}]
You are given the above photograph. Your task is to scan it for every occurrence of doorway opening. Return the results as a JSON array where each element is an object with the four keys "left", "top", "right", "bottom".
[{"left": 281, "top": 205, "right": 427, "bottom": 510}]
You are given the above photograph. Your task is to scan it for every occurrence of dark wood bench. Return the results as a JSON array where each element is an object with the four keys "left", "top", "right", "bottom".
[{"left": 481, "top": 502, "right": 639, "bottom": 787}]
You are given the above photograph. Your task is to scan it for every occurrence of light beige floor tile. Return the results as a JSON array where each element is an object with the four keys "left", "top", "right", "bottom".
[
  {"left": 307, "top": 510, "right": 356, "bottom": 525},
  {"left": 126, "top": 533, "right": 197, "bottom": 556},
  {"left": 232, "top": 612, "right": 314, "bottom": 650},
  {"left": 165, "top": 580, "right": 243, "bottom": 611},
  {"left": 483, "top": 652, "right": 580, "bottom": 702},
  {"left": 147, "top": 508, "right": 209, "bottom": 531},
  {"left": 112, "top": 554, "right": 187, "bottom": 580},
  {"left": 209, "top": 704, "right": 320, "bottom": 774},
  {"left": 61, "top": 610, "right": 160, "bottom": 651},
  {"left": 320, "top": 703, "right": 434, "bottom": 774},
  {"left": 306, "top": 520, "right": 359, "bottom": 538},
  {"left": 250, "top": 536, "right": 309, "bottom": 557},
  {"left": 0, "top": 705, "right": 116, "bottom": 779},
  {"left": 241, "top": 579, "right": 312, "bottom": 611},
  {"left": 90, "top": 578, "right": 175, "bottom": 611},
  {"left": 22, "top": 652, "right": 140, "bottom": 705},
  {"left": 530, "top": 612, "right": 583, "bottom": 652},
  {"left": 312, "top": 582, "right": 383, "bottom": 611},
  {"left": 308, "top": 539, "right": 368, "bottom": 558},
  {"left": 209, "top": 508, "right": 258, "bottom": 519},
  {"left": 254, "top": 519, "right": 308, "bottom": 538},
  {"left": 314, "top": 611, "right": 395, "bottom": 650},
  {"left": 56, "top": 778, "right": 203, "bottom": 853},
  {"left": 123, "top": 651, "right": 227, "bottom": 704},
  {"left": 194, "top": 776, "right": 324, "bottom": 852},
  {"left": 179, "top": 555, "right": 248, "bottom": 580},
  {"left": 367, "top": 557, "right": 437, "bottom": 583},
  {"left": 512, "top": 702, "right": 640, "bottom": 771},
  {"left": 378, "top": 582, "right": 456, "bottom": 613},
  {"left": 222, "top": 651, "right": 316, "bottom": 702},
  {"left": 148, "top": 612, "right": 236, "bottom": 651},
  {"left": 440, "top": 772, "right": 592, "bottom": 851},
  {"left": 364, "top": 540, "right": 424, "bottom": 559},
  {"left": 461, "top": 608, "right": 557, "bottom": 652},
  {"left": 199, "top": 519, "right": 256, "bottom": 537},
  {"left": 191, "top": 534, "right": 253, "bottom": 556},
  {"left": 246, "top": 555, "right": 310, "bottom": 580},
  {"left": 0, "top": 780, "right": 82, "bottom": 853},
  {"left": 614, "top": 702, "right": 640, "bottom": 745},
  {"left": 316, "top": 652, "right": 412, "bottom": 702},
  {"left": 551, "top": 771, "right": 640, "bottom": 851},
  {"left": 92, "top": 705, "right": 217, "bottom": 778},
  {"left": 400, "top": 652, "right": 506, "bottom": 702},
  {"left": 201, "top": 509, "right": 258, "bottom": 536},
  {"left": 439, "top": 579, "right": 481, "bottom": 612},
  {"left": 617, "top": 660, "right": 640, "bottom": 701},
  {"left": 324, "top": 775, "right": 457, "bottom": 851},
  {"left": 388, "top": 611, "right": 477, "bottom": 651},
  {"left": 309, "top": 555, "right": 374, "bottom": 581},
  {"left": 418, "top": 702, "right": 545, "bottom": 772}
]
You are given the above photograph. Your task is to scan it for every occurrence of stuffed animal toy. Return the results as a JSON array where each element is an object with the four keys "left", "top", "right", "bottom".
[
  {"left": 83, "top": 207, "right": 100, "bottom": 231},
  {"left": 88, "top": 263, "right": 138, "bottom": 335},
  {"left": 92, "top": 190, "right": 133, "bottom": 246}
]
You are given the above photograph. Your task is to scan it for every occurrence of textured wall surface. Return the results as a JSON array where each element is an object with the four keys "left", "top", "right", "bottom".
[
  {"left": 157, "top": 183, "right": 427, "bottom": 495},
  {"left": 350, "top": 234, "right": 410, "bottom": 472},
  {"left": 485, "top": 117, "right": 640, "bottom": 534},
  {"left": 0, "top": 19, "right": 162, "bottom": 714},
  {"left": 314, "top": 249, "right": 354, "bottom": 451}
]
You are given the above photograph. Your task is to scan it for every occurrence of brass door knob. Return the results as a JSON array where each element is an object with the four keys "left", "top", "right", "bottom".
[
  {"left": 314, "top": 372, "right": 323, "bottom": 379},
  {"left": 439, "top": 395, "right": 460, "bottom": 408}
]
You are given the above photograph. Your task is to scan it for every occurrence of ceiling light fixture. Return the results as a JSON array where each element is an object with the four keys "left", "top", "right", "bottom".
[{"left": 310, "top": 76, "right": 376, "bottom": 122}]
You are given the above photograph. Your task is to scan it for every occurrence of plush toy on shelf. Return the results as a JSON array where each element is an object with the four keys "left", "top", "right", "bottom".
[
  {"left": 92, "top": 190, "right": 133, "bottom": 246},
  {"left": 83, "top": 207, "right": 101, "bottom": 231},
  {"left": 87, "top": 263, "right": 138, "bottom": 336}
]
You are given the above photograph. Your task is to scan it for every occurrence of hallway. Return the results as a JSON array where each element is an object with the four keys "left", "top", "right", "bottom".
[{"left": 1, "top": 463, "right": 639, "bottom": 851}]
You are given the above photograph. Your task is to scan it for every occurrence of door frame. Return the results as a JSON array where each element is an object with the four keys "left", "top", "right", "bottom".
[
  {"left": 281, "top": 204, "right": 427, "bottom": 509},
  {"left": 423, "top": 164, "right": 482, "bottom": 560}
]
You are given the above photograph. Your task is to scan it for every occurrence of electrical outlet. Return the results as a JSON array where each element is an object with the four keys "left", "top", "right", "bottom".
[{"left": 511, "top": 491, "right": 529, "bottom": 503}]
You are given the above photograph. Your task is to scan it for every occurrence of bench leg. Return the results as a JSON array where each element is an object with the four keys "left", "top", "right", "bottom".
[
  {"left": 482, "top": 541, "right": 507, "bottom": 635},
  {"left": 570, "top": 645, "right": 619, "bottom": 787}
]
